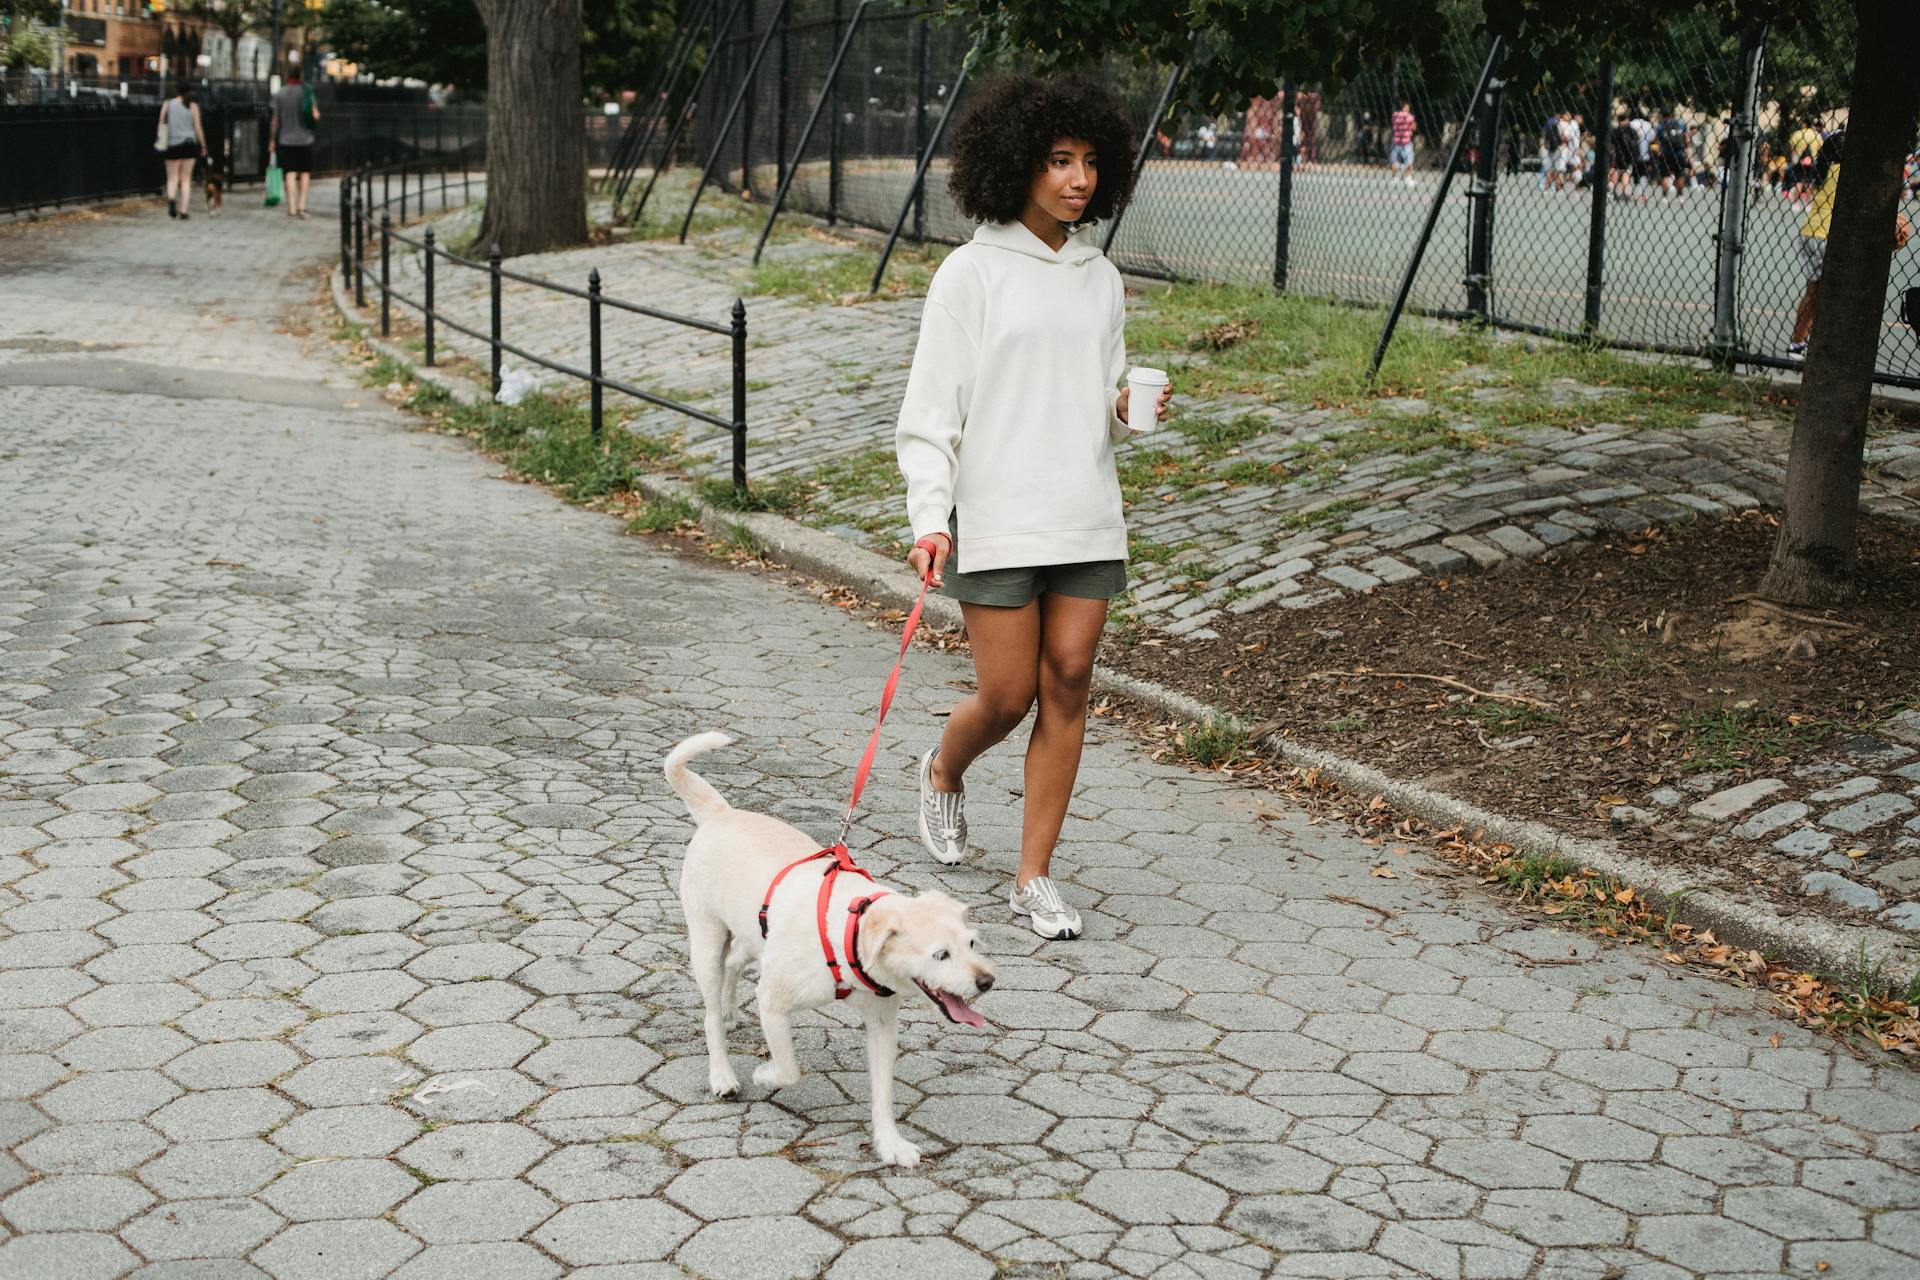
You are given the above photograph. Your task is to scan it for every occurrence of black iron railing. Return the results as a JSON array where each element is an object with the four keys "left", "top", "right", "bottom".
[{"left": 343, "top": 159, "right": 754, "bottom": 493}]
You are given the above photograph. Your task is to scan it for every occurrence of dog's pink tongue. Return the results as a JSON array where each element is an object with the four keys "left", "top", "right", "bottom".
[{"left": 934, "top": 989, "right": 986, "bottom": 1028}]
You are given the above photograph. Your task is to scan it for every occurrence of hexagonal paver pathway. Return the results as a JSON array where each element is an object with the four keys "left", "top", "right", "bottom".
[{"left": 1, "top": 188, "right": 1917, "bottom": 1280}]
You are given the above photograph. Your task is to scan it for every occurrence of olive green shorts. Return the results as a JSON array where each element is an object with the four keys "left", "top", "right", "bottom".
[{"left": 939, "top": 557, "right": 1128, "bottom": 608}]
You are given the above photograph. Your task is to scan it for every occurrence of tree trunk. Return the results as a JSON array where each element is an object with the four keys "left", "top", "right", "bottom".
[
  {"left": 1759, "top": 2, "right": 1919, "bottom": 606},
  {"left": 473, "top": 0, "right": 587, "bottom": 257}
]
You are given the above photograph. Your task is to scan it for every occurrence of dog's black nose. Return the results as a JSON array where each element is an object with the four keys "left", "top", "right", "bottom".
[{"left": 975, "top": 974, "right": 994, "bottom": 993}]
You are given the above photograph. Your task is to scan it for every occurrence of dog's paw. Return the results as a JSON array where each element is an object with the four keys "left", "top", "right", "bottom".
[
  {"left": 721, "top": 1007, "right": 739, "bottom": 1032},
  {"left": 709, "top": 1064, "right": 741, "bottom": 1099},
  {"left": 752, "top": 1062, "right": 799, "bottom": 1090},
  {"left": 873, "top": 1132, "right": 921, "bottom": 1168}
]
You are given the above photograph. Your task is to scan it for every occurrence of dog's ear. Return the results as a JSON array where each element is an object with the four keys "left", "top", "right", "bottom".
[{"left": 862, "top": 896, "right": 906, "bottom": 957}]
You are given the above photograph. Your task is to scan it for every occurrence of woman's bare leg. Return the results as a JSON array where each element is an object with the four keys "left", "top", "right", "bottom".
[
  {"left": 929, "top": 601, "right": 1038, "bottom": 793},
  {"left": 1018, "top": 594, "right": 1106, "bottom": 886}
]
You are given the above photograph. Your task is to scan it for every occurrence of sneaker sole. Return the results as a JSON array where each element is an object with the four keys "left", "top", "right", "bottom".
[
  {"left": 917, "top": 751, "right": 964, "bottom": 866},
  {"left": 1008, "top": 898, "right": 1081, "bottom": 940}
]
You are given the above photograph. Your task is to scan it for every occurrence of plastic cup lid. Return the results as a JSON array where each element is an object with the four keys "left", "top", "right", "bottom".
[{"left": 1128, "top": 366, "right": 1169, "bottom": 384}]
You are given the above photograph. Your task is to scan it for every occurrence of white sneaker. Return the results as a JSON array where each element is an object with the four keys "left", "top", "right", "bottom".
[
  {"left": 1010, "top": 875, "right": 1081, "bottom": 940},
  {"left": 917, "top": 748, "right": 966, "bottom": 865}
]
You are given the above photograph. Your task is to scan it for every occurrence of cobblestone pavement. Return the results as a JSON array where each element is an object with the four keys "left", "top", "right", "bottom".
[{"left": 5, "top": 195, "right": 1920, "bottom": 1280}]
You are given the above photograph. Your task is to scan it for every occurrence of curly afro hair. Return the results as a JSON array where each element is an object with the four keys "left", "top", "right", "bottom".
[{"left": 946, "top": 72, "right": 1137, "bottom": 228}]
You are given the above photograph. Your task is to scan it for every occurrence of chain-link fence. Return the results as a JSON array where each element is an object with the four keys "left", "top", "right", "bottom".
[{"left": 610, "top": 0, "right": 1918, "bottom": 389}]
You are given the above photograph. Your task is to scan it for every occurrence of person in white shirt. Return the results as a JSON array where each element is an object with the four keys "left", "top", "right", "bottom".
[{"left": 895, "top": 73, "right": 1172, "bottom": 942}]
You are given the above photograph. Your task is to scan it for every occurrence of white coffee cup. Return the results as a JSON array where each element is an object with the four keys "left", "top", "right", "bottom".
[{"left": 1126, "top": 366, "right": 1169, "bottom": 433}]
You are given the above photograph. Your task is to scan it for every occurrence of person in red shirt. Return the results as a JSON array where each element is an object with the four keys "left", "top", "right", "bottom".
[{"left": 1389, "top": 101, "right": 1418, "bottom": 186}]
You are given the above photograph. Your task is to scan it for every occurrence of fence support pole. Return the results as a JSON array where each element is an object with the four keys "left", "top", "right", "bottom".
[
  {"left": 741, "top": 0, "right": 757, "bottom": 197},
  {"left": 353, "top": 174, "right": 367, "bottom": 308},
  {"left": 1368, "top": 36, "right": 1503, "bottom": 384},
  {"left": 871, "top": 50, "right": 974, "bottom": 293},
  {"left": 1274, "top": 81, "right": 1296, "bottom": 291},
  {"left": 423, "top": 228, "right": 437, "bottom": 367},
  {"left": 589, "top": 269, "right": 604, "bottom": 439},
  {"left": 775, "top": 0, "right": 790, "bottom": 190},
  {"left": 828, "top": 0, "right": 843, "bottom": 224},
  {"left": 1710, "top": 26, "right": 1766, "bottom": 366},
  {"left": 678, "top": 0, "right": 793, "bottom": 242},
  {"left": 630, "top": 0, "right": 752, "bottom": 224},
  {"left": 338, "top": 174, "right": 352, "bottom": 281},
  {"left": 730, "top": 298, "right": 749, "bottom": 494},
  {"left": 379, "top": 213, "right": 392, "bottom": 337},
  {"left": 1465, "top": 60, "right": 1505, "bottom": 323},
  {"left": 912, "top": 18, "right": 930, "bottom": 242},
  {"left": 1103, "top": 62, "right": 1183, "bottom": 256},
  {"left": 400, "top": 160, "right": 408, "bottom": 222},
  {"left": 613, "top": 0, "right": 719, "bottom": 208},
  {"left": 489, "top": 244, "right": 503, "bottom": 398},
  {"left": 1583, "top": 60, "right": 1614, "bottom": 337},
  {"left": 755, "top": 0, "right": 873, "bottom": 262}
]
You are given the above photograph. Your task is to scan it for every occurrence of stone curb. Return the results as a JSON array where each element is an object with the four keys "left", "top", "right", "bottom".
[{"left": 331, "top": 265, "right": 1919, "bottom": 994}]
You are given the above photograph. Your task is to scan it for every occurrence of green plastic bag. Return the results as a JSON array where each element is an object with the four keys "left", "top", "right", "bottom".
[{"left": 264, "top": 165, "right": 284, "bottom": 207}]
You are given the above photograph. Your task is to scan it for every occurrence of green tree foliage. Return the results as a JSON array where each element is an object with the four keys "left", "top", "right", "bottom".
[
  {"left": 318, "top": 0, "right": 668, "bottom": 95},
  {"left": 583, "top": 0, "right": 676, "bottom": 101},
  {"left": 183, "top": 0, "right": 271, "bottom": 65},
  {"left": 320, "top": 0, "right": 487, "bottom": 87},
  {"left": 2, "top": 23, "right": 54, "bottom": 70}
]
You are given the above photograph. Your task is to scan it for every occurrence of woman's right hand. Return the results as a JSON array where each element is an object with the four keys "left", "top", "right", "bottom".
[{"left": 908, "top": 534, "right": 951, "bottom": 588}]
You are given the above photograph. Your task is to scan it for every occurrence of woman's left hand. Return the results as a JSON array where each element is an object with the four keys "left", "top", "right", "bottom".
[{"left": 1114, "top": 381, "right": 1174, "bottom": 426}]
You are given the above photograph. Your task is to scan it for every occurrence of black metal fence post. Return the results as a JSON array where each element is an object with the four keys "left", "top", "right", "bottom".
[
  {"left": 382, "top": 165, "right": 389, "bottom": 210},
  {"left": 775, "top": 0, "right": 790, "bottom": 190},
  {"left": 872, "top": 49, "right": 974, "bottom": 292},
  {"left": 912, "top": 18, "right": 930, "bottom": 242},
  {"left": 1464, "top": 58, "right": 1505, "bottom": 324},
  {"left": 423, "top": 228, "right": 437, "bottom": 366},
  {"left": 400, "top": 160, "right": 408, "bottom": 222},
  {"left": 1274, "top": 81, "right": 1295, "bottom": 292},
  {"left": 1103, "top": 62, "right": 1183, "bottom": 256},
  {"left": 730, "top": 298, "right": 748, "bottom": 493},
  {"left": 489, "top": 244, "right": 503, "bottom": 398},
  {"left": 828, "top": 0, "right": 842, "bottom": 224},
  {"left": 379, "top": 212, "right": 392, "bottom": 336},
  {"left": 1368, "top": 36, "right": 1503, "bottom": 383},
  {"left": 1583, "top": 59, "right": 1614, "bottom": 337},
  {"left": 1711, "top": 26, "right": 1767, "bottom": 365},
  {"left": 741, "top": 0, "right": 757, "bottom": 196},
  {"left": 353, "top": 174, "right": 367, "bottom": 308},
  {"left": 338, "top": 174, "right": 352, "bottom": 280},
  {"left": 588, "top": 268, "right": 604, "bottom": 439}
]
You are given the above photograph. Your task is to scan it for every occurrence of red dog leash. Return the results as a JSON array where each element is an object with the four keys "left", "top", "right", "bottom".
[{"left": 757, "top": 538, "right": 943, "bottom": 999}]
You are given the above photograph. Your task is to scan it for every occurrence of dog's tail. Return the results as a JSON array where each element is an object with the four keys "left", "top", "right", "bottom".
[{"left": 663, "top": 731, "right": 733, "bottom": 825}]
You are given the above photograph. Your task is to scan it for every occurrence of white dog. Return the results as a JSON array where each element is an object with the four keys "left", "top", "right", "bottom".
[{"left": 664, "top": 731, "right": 994, "bottom": 1167}]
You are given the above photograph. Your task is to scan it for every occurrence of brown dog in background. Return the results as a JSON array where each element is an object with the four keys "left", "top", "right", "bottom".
[{"left": 204, "top": 175, "right": 224, "bottom": 216}]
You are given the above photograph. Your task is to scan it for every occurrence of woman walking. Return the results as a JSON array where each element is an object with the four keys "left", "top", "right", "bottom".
[
  {"left": 895, "top": 73, "right": 1172, "bottom": 942},
  {"left": 158, "top": 84, "right": 206, "bottom": 220}
]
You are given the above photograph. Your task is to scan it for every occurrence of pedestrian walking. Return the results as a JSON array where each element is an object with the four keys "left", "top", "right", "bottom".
[
  {"left": 895, "top": 73, "right": 1171, "bottom": 943},
  {"left": 1784, "top": 129, "right": 1910, "bottom": 355},
  {"left": 157, "top": 84, "right": 206, "bottom": 221},
  {"left": 1609, "top": 112, "right": 1637, "bottom": 200},
  {"left": 270, "top": 68, "right": 321, "bottom": 220},
  {"left": 1389, "top": 100, "right": 1417, "bottom": 186}
]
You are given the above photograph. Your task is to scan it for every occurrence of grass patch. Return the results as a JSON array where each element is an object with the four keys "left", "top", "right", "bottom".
[
  {"left": 438, "top": 393, "right": 645, "bottom": 500},
  {"left": 1464, "top": 702, "right": 1562, "bottom": 735},
  {"left": 1173, "top": 717, "right": 1250, "bottom": 768},
  {"left": 1675, "top": 704, "right": 1853, "bottom": 774},
  {"left": 630, "top": 495, "right": 698, "bottom": 533},
  {"left": 403, "top": 381, "right": 455, "bottom": 413},
  {"left": 747, "top": 241, "right": 946, "bottom": 304},
  {"left": 1126, "top": 281, "right": 1789, "bottom": 435},
  {"left": 361, "top": 354, "right": 415, "bottom": 387},
  {"left": 695, "top": 473, "right": 813, "bottom": 516}
]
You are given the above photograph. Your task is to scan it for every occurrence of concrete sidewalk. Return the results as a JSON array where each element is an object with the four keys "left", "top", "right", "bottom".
[{"left": 2, "top": 192, "right": 1918, "bottom": 1280}]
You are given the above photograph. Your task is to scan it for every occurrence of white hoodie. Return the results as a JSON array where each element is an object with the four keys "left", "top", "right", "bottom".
[{"left": 895, "top": 220, "right": 1131, "bottom": 573}]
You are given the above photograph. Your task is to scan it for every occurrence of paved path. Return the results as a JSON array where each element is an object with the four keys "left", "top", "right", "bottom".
[{"left": 3, "top": 193, "right": 1919, "bottom": 1280}]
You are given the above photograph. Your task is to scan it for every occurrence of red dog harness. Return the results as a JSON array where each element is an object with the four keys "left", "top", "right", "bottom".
[
  {"left": 755, "top": 538, "right": 942, "bottom": 1001},
  {"left": 758, "top": 843, "right": 892, "bottom": 999}
]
